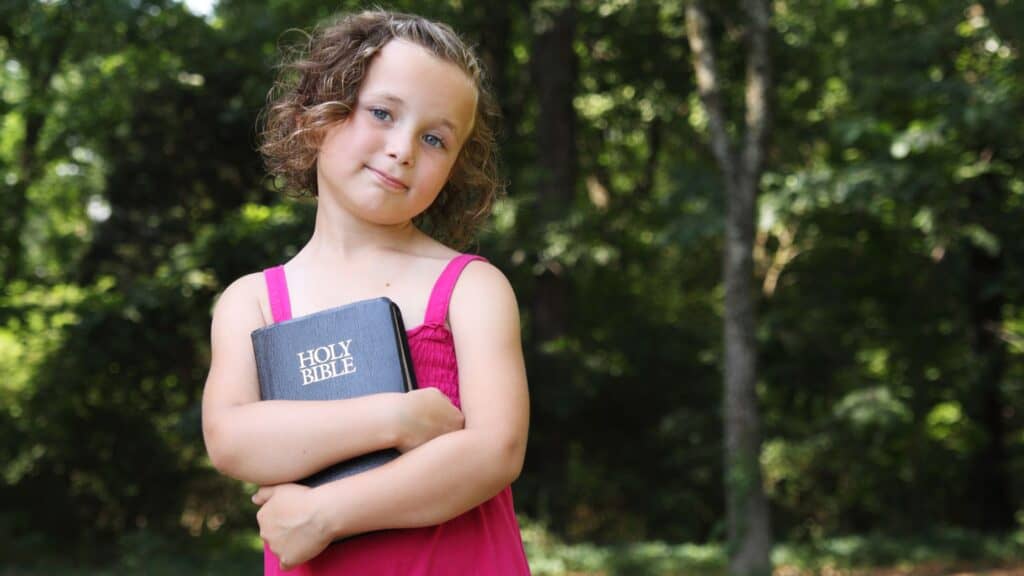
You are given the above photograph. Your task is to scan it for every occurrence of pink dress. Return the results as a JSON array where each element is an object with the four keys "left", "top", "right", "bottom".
[{"left": 261, "top": 254, "right": 531, "bottom": 575}]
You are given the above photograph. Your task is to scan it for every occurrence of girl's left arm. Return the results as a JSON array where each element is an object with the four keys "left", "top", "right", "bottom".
[{"left": 254, "top": 261, "right": 529, "bottom": 556}]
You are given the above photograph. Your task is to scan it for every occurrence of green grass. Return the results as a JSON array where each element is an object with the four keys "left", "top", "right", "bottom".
[
  {"left": 771, "top": 528, "right": 1024, "bottom": 575},
  {"left": 521, "top": 520, "right": 1024, "bottom": 576},
  {"left": 2, "top": 524, "right": 1022, "bottom": 575}
]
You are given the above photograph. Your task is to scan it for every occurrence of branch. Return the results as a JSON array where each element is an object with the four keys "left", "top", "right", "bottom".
[
  {"left": 685, "top": 1, "right": 736, "bottom": 174},
  {"left": 740, "top": 0, "right": 771, "bottom": 186}
]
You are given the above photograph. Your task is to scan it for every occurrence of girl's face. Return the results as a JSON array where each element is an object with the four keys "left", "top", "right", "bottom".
[{"left": 316, "top": 39, "right": 478, "bottom": 227}]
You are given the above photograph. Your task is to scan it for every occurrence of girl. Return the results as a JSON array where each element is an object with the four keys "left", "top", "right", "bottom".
[{"left": 202, "top": 10, "right": 531, "bottom": 575}]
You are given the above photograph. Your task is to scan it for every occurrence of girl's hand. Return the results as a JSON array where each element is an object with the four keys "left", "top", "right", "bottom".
[
  {"left": 396, "top": 388, "right": 464, "bottom": 452},
  {"left": 253, "top": 484, "right": 332, "bottom": 570}
]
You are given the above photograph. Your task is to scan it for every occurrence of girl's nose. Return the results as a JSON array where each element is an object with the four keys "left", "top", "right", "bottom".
[{"left": 386, "top": 130, "right": 416, "bottom": 166}]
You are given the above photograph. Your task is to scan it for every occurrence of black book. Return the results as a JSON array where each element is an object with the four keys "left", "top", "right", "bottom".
[{"left": 250, "top": 297, "right": 417, "bottom": 486}]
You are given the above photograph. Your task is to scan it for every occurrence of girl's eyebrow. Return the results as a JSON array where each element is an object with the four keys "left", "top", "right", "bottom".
[{"left": 367, "top": 92, "right": 461, "bottom": 136}]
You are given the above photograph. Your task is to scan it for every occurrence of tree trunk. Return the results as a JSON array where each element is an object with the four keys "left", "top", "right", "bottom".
[
  {"left": 527, "top": 0, "right": 577, "bottom": 531},
  {"left": 531, "top": 2, "right": 577, "bottom": 220},
  {"left": 685, "top": 1, "right": 773, "bottom": 573},
  {"left": 472, "top": 0, "right": 513, "bottom": 132}
]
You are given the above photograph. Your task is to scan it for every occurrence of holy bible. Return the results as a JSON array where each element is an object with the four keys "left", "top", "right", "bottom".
[{"left": 251, "top": 297, "right": 417, "bottom": 486}]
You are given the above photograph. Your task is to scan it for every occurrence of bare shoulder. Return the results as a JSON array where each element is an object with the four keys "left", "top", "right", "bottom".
[
  {"left": 448, "top": 260, "right": 520, "bottom": 335},
  {"left": 453, "top": 259, "right": 515, "bottom": 300},
  {"left": 212, "top": 272, "right": 270, "bottom": 331},
  {"left": 217, "top": 272, "right": 265, "bottom": 304}
]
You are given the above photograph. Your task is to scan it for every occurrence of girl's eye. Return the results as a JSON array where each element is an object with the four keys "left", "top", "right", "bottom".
[
  {"left": 423, "top": 134, "right": 446, "bottom": 149},
  {"left": 369, "top": 108, "right": 391, "bottom": 121}
]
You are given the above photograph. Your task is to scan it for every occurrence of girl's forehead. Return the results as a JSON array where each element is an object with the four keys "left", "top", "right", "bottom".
[{"left": 360, "top": 39, "right": 477, "bottom": 138}]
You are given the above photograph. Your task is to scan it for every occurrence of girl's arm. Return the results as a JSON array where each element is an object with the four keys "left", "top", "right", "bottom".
[
  {"left": 202, "top": 273, "right": 463, "bottom": 486},
  {"left": 255, "top": 261, "right": 529, "bottom": 552}
]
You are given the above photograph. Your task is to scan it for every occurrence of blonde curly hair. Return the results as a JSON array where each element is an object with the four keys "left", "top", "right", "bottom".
[{"left": 259, "top": 10, "right": 503, "bottom": 249}]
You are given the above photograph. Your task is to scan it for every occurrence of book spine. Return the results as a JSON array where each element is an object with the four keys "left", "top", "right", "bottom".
[{"left": 391, "top": 302, "right": 417, "bottom": 391}]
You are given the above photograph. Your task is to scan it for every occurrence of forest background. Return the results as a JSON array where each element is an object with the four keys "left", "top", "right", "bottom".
[{"left": 1, "top": 0, "right": 1023, "bottom": 574}]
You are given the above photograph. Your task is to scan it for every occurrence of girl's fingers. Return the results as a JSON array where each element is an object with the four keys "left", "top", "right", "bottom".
[{"left": 252, "top": 486, "right": 274, "bottom": 505}]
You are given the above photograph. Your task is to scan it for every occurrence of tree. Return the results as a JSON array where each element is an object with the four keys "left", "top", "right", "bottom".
[
  {"left": 523, "top": 0, "right": 578, "bottom": 531},
  {"left": 685, "top": 1, "right": 772, "bottom": 573}
]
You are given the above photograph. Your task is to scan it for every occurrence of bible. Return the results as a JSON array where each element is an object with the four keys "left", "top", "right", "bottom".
[{"left": 250, "top": 297, "right": 417, "bottom": 486}]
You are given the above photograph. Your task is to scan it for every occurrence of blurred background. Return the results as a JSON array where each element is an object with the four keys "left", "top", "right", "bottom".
[{"left": 1, "top": 0, "right": 1022, "bottom": 574}]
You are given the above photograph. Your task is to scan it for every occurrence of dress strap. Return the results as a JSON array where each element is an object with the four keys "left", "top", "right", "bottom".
[
  {"left": 263, "top": 265, "right": 293, "bottom": 323},
  {"left": 423, "top": 254, "right": 487, "bottom": 327}
]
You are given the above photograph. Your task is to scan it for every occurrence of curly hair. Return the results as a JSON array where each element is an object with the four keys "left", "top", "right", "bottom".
[{"left": 258, "top": 10, "right": 503, "bottom": 249}]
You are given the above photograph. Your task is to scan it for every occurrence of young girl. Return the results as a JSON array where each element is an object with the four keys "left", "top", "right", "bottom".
[{"left": 201, "top": 10, "right": 531, "bottom": 574}]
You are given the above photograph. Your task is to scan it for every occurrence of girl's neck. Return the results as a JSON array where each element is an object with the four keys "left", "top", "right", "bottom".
[{"left": 301, "top": 199, "right": 420, "bottom": 264}]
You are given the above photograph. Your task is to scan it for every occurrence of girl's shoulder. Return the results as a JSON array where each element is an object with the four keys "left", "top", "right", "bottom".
[
  {"left": 447, "top": 257, "right": 518, "bottom": 334},
  {"left": 211, "top": 271, "right": 273, "bottom": 331},
  {"left": 450, "top": 258, "right": 515, "bottom": 304}
]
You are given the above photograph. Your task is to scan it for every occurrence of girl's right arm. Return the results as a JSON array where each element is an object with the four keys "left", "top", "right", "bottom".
[{"left": 201, "top": 273, "right": 463, "bottom": 486}]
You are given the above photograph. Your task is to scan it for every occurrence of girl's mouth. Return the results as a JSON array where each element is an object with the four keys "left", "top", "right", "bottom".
[{"left": 367, "top": 166, "right": 409, "bottom": 190}]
